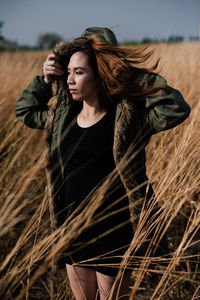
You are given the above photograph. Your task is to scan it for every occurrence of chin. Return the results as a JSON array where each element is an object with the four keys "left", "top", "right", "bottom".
[{"left": 72, "top": 96, "right": 84, "bottom": 102}]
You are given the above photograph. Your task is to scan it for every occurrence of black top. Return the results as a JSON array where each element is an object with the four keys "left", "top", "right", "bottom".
[{"left": 63, "top": 108, "right": 122, "bottom": 215}]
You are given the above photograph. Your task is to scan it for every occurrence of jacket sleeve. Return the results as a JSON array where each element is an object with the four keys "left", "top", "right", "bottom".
[
  {"left": 15, "top": 76, "right": 52, "bottom": 129},
  {"left": 142, "top": 73, "right": 191, "bottom": 134}
]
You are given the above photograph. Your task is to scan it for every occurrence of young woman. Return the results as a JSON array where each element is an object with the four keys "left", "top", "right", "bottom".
[{"left": 15, "top": 27, "right": 190, "bottom": 300}]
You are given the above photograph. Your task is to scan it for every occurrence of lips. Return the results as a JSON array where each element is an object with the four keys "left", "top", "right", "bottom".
[{"left": 69, "top": 89, "right": 77, "bottom": 94}]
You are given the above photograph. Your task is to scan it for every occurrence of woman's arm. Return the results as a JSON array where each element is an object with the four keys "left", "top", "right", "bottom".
[
  {"left": 15, "top": 53, "right": 64, "bottom": 129},
  {"left": 142, "top": 73, "right": 191, "bottom": 134},
  {"left": 15, "top": 76, "right": 52, "bottom": 129}
]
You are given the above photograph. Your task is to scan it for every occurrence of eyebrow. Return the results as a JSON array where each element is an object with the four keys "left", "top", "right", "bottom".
[{"left": 67, "top": 67, "right": 86, "bottom": 71}]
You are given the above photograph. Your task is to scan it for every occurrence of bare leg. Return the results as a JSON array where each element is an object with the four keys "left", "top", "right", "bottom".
[
  {"left": 96, "top": 271, "right": 132, "bottom": 300},
  {"left": 66, "top": 264, "right": 98, "bottom": 300},
  {"left": 96, "top": 271, "right": 115, "bottom": 300}
]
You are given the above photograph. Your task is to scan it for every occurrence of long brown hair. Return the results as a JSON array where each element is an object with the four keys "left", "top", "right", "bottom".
[
  {"left": 52, "top": 36, "right": 162, "bottom": 109},
  {"left": 88, "top": 36, "right": 160, "bottom": 98}
]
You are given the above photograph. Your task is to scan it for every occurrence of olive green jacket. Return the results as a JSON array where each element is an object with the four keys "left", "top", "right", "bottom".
[{"left": 15, "top": 74, "right": 191, "bottom": 230}]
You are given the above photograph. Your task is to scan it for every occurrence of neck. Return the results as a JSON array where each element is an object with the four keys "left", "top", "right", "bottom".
[{"left": 81, "top": 98, "right": 106, "bottom": 117}]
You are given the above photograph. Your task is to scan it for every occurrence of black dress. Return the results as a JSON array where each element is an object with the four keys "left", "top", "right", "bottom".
[{"left": 62, "top": 107, "right": 133, "bottom": 276}]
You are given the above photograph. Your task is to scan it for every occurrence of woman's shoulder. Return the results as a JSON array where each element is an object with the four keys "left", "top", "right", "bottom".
[{"left": 134, "top": 72, "right": 167, "bottom": 89}]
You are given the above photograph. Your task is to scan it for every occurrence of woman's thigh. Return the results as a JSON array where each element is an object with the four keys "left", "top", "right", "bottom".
[
  {"left": 66, "top": 264, "right": 98, "bottom": 300},
  {"left": 96, "top": 271, "right": 132, "bottom": 300}
]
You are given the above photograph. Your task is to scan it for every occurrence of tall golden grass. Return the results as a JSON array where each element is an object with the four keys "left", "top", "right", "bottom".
[{"left": 0, "top": 43, "right": 200, "bottom": 299}]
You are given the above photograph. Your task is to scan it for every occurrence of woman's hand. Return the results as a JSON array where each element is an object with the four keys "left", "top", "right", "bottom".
[{"left": 43, "top": 53, "right": 64, "bottom": 84}]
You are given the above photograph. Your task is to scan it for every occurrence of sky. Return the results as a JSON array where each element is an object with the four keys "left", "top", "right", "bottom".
[{"left": 1, "top": 0, "right": 200, "bottom": 46}]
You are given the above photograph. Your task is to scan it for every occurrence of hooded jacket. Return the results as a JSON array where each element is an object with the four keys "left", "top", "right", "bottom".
[{"left": 15, "top": 27, "right": 191, "bottom": 232}]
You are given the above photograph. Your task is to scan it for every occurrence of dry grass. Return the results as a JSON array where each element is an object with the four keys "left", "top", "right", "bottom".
[{"left": 0, "top": 43, "right": 200, "bottom": 299}]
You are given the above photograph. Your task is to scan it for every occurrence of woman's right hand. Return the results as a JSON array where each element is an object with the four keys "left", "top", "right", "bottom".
[{"left": 43, "top": 53, "right": 64, "bottom": 84}]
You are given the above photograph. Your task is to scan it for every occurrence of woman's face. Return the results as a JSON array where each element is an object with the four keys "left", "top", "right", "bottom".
[{"left": 67, "top": 51, "right": 98, "bottom": 103}]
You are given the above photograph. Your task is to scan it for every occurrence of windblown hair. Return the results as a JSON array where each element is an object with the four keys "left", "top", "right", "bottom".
[
  {"left": 51, "top": 36, "right": 162, "bottom": 109},
  {"left": 45, "top": 35, "right": 164, "bottom": 136}
]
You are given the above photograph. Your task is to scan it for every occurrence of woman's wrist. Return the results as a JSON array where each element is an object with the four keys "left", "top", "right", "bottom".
[{"left": 44, "top": 76, "right": 52, "bottom": 85}]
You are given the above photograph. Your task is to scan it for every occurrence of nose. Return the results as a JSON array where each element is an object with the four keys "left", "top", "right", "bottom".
[{"left": 67, "top": 72, "right": 75, "bottom": 85}]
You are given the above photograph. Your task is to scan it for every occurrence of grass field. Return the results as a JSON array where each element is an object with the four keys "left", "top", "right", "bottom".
[{"left": 0, "top": 43, "right": 200, "bottom": 299}]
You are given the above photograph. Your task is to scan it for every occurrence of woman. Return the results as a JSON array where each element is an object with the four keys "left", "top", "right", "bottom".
[{"left": 15, "top": 27, "right": 190, "bottom": 300}]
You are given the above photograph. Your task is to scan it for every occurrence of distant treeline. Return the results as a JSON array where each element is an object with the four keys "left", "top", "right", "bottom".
[
  {"left": 123, "top": 35, "right": 200, "bottom": 46},
  {"left": 0, "top": 21, "right": 199, "bottom": 51}
]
